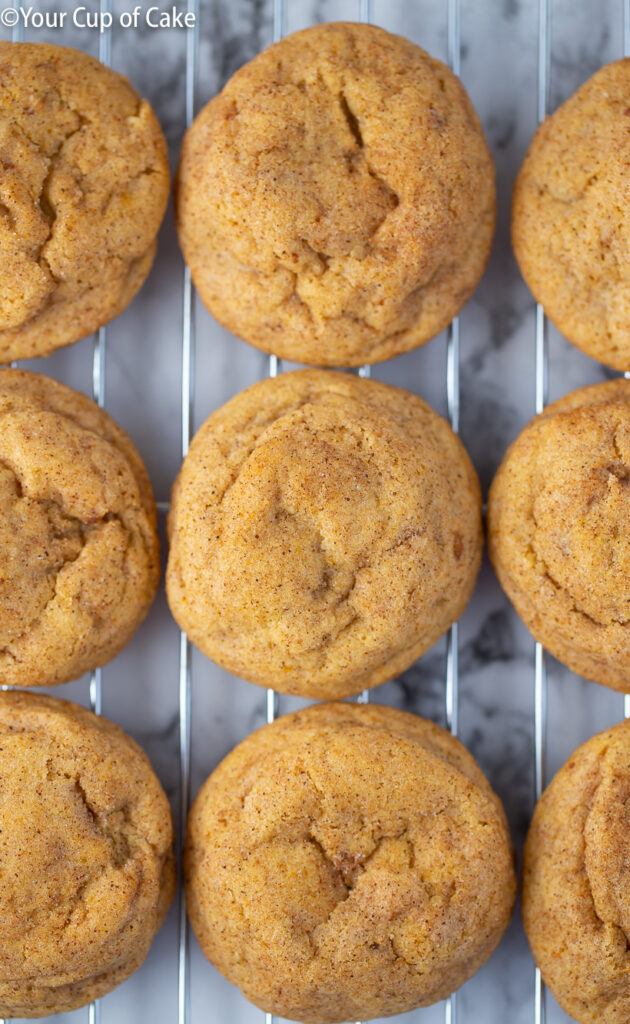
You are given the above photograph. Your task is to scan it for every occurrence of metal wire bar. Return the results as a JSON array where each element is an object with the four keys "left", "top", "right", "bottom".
[
  {"left": 272, "top": 0, "right": 287, "bottom": 44},
  {"left": 359, "top": 0, "right": 373, "bottom": 23},
  {"left": 264, "top": 4, "right": 287, "bottom": 1023},
  {"left": 352, "top": 0, "right": 372, "bottom": 733},
  {"left": 444, "top": 2, "right": 462, "bottom": 1021},
  {"left": 444, "top": 4, "right": 464, "bottom": 1024},
  {"left": 178, "top": 4, "right": 199, "bottom": 1024},
  {"left": 624, "top": 0, "right": 630, "bottom": 725},
  {"left": 0, "top": 17, "right": 22, "bottom": 1024},
  {"left": 0, "top": 11, "right": 22, "bottom": 1024},
  {"left": 84, "top": 9, "right": 113, "bottom": 1023},
  {"left": 354, "top": 11, "right": 371, "bottom": 1023},
  {"left": 535, "top": 0, "right": 550, "bottom": 850},
  {"left": 533, "top": 1, "right": 551, "bottom": 1022},
  {"left": 11, "top": 0, "right": 22, "bottom": 42},
  {"left": 265, "top": 7, "right": 285, "bottom": 725}
]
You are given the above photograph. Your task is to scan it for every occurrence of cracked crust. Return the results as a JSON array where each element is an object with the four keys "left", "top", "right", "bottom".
[
  {"left": 166, "top": 369, "right": 482, "bottom": 698},
  {"left": 523, "top": 720, "right": 630, "bottom": 1023},
  {"left": 0, "top": 368, "right": 159, "bottom": 686},
  {"left": 175, "top": 22, "right": 495, "bottom": 366},
  {"left": 512, "top": 59, "right": 630, "bottom": 370},
  {"left": 0, "top": 689, "right": 175, "bottom": 1018},
  {"left": 488, "top": 380, "right": 630, "bottom": 693},
  {"left": 0, "top": 42, "right": 169, "bottom": 361},
  {"left": 185, "top": 702, "right": 516, "bottom": 1024}
]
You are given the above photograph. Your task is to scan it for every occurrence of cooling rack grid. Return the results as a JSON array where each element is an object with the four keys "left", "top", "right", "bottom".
[{"left": 1, "top": 0, "right": 629, "bottom": 1022}]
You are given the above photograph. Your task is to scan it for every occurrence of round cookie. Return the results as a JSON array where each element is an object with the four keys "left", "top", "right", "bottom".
[
  {"left": 523, "top": 720, "right": 630, "bottom": 1024},
  {"left": 488, "top": 380, "right": 630, "bottom": 693},
  {"left": 175, "top": 22, "right": 495, "bottom": 366},
  {"left": 512, "top": 59, "right": 630, "bottom": 370},
  {"left": 0, "top": 689, "right": 175, "bottom": 1018},
  {"left": 0, "top": 42, "right": 170, "bottom": 362},
  {"left": 0, "top": 368, "right": 160, "bottom": 686},
  {"left": 185, "top": 702, "right": 516, "bottom": 1024},
  {"left": 166, "top": 369, "right": 482, "bottom": 698}
]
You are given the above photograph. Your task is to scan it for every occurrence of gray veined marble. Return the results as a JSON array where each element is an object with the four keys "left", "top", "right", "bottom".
[{"left": 1, "top": 0, "right": 627, "bottom": 1022}]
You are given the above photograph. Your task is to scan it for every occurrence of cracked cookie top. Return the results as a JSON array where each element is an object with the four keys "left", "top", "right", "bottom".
[
  {"left": 185, "top": 702, "right": 516, "bottom": 1024},
  {"left": 488, "top": 380, "right": 630, "bottom": 693},
  {"left": 166, "top": 369, "right": 482, "bottom": 698},
  {"left": 0, "top": 690, "right": 175, "bottom": 1018},
  {"left": 175, "top": 22, "right": 495, "bottom": 366},
  {"left": 513, "top": 59, "right": 630, "bottom": 370},
  {"left": 523, "top": 719, "right": 630, "bottom": 1024},
  {"left": 0, "top": 368, "right": 159, "bottom": 686},
  {"left": 0, "top": 42, "right": 169, "bottom": 361}
]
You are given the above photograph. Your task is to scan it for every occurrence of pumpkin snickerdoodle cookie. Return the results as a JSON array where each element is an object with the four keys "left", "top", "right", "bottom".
[
  {"left": 0, "top": 368, "right": 159, "bottom": 686},
  {"left": 176, "top": 21, "right": 495, "bottom": 366},
  {"left": 513, "top": 59, "right": 630, "bottom": 370},
  {"left": 185, "top": 702, "right": 516, "bottom": 1024},
  {"left": 166, "top": 369, "right": 482, "bottom": 698},
  {"left": 488, "top": 379, "right": 630, "bottom": 693},
  {"left": 523, "top": 719, "right": 630, "bottom": 1024},
  {"left": 0, "top": 689, "right": 175, "bottom": 1018},
  {"left": 0, "top": 42, "right": 169, "bottom": 362}
]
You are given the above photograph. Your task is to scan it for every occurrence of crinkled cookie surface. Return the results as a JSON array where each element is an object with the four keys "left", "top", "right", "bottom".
[
  {"left": 166, "top": 369, "right": 482, "bottom": 698},
  {"left": 513, "top": 59, "right": 630, "bottom": 370},
  {"left": 0, "top": 690, "right": 175, "bottom": 1018},
  {"left": 0, "top": 41, "right": 169, "bottom": 360},
  {"left": 176, "top": 22, "right": 495, "bottom": 366},
  {"left": 523, "top": 719, "right": 630, "bottom": 1024},
  {"left": 185, "top": 702, "right": 516, "bottom": 1024},
  {"left": 0, "top": 369, "right": 159, "bottom": 686},
  {"left": 488, "top": 380, "right": 630, "bottom": 693}
]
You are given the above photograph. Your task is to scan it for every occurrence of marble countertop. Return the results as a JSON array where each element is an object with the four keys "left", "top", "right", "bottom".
[{"left": 2, "top": 0, "right": 627, "bottom": 1021}]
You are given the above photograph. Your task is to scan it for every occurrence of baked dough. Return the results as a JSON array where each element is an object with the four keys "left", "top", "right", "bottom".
[
  {"left": 0, "top": 42, "right": 169, "bottom": 361},
  {"left": 185, "top": 702, "right": 516, "bottom": 1024},
  {"left": 166, "top": 369, "right": 482, "bottom": 698},
  {"left": 523, "top": 719, "right": 630, "bottom": 1023},
  {"left": 0, "top": 690, "right": 175, "bottom": 1018},
  {"left": 0, "top": 368, "right": 159, "bottom": 686},
  {"left": 513, "top": 59, "right": 630, "bottom": 369},
  {"left": 176, "top": 22, "right": 495, "bottom": 366},
  {"left": 488, "top": 380, "right": 630, "bottom": 693}
]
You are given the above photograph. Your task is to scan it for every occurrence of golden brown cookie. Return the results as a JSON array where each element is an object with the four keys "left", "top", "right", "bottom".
[
  {"left": 176, "top": 22, "right": 495, "bottom": 366},
  {"left": 0, "top": 368, "right": 159, "bottom": 686},
  {"left": 488, "top": 380, "right": 630, "bottom": 693},
  {"left": 185, "top": 702, "right": 516, "bottom": 1024},
  {"left": 523, "top": 719, "right": 630, "bottom": 1024},
  {"left": 0, "top": 689, "right": 175, "bottom": 1018},
  {"left": 166, "top": 369, "right": 482, "bottom": 698},
  {"left": 512, "top": 59, "right": 630, "bottom": 370},
  {"left": 0, "top": 42, "right": 169, "bottom": 362}
]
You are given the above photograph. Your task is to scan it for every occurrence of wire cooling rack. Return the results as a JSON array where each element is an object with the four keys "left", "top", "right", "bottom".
[{"left": 2, "top": 1, "right": 630, "bottom": 1023}]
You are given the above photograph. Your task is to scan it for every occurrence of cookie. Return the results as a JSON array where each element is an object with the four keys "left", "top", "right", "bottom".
[
  {"left": 523, "top": 719, "right": 630, "bottom": 1023},
  {"left": 0, "top": 42, "right": 169, "bottom": 362},
  {"left": 488, "top": 380, "right": 630, "bottom": 693},
  {"left": 0, "top": 689, "right": 175, "bottom": 1018},
  {"left": 185, "top": 702, "right": 516, "bottom": 1024},
  {"left": 166, "top": 369, "right": 482, "bottom": 698},
  {"left": 175, "top": 22, "right": 495, "bottom": 366},
  {"left": 512, "top": 59, "right": 630, "bottom": 370},
  {"left": 0, "top": 368, "right": 159, "bottom": 686}
]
